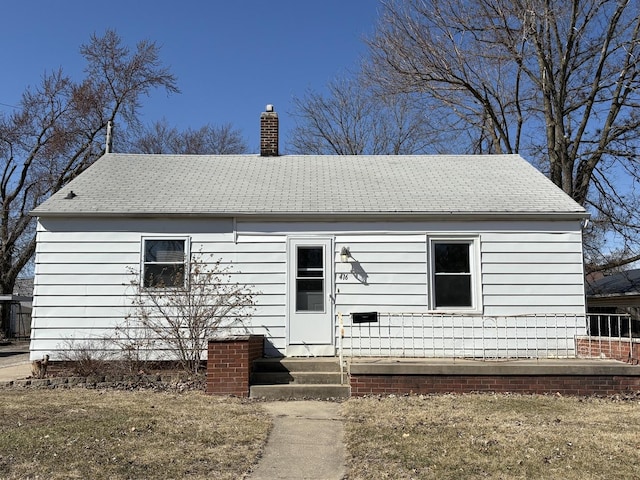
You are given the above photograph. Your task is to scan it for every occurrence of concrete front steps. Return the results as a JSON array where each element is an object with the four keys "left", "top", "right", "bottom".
[{"left": 249, "top": 357, "right": 350, "bottom": 400}]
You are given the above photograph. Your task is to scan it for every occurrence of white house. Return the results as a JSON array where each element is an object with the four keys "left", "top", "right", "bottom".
[{"left": 29, "top": 108, "right": 589, "bottom": 361}]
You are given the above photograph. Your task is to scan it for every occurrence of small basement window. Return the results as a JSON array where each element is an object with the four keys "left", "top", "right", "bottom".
[
  {"left": 429, "top": 238, "right": 480, "bottom": 311},
  {"left": 142, "top": 238, "right": 188, "bottom": 288}
]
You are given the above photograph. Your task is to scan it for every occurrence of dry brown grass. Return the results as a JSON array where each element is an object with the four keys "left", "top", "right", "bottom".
[
  {"left": 5, "top": 389, "right": 640, "bottom": 479},
  {"left": 0, "top": 389, "right": 271, "bottom": 480},
  {"left": 344, "top": 393, "right": 640, "bottom": 479}
]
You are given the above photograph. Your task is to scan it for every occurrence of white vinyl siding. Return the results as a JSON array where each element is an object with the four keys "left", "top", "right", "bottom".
[
  {"left": 481, "top": 232, "right": 585, "bottom": 315},
  {"left": 334, "top": 234, "right": 427, "bottom": 314},
  {"left": 31, "top": 218, "right": 286, "bottom": 359},
  {"left": 30, "top": 218, "right": 586, "bottom": 359}
]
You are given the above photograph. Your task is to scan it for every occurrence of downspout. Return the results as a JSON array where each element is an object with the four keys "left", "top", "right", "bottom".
[{"left": 233, "top": 217, "right": 238, "bottom": 244}]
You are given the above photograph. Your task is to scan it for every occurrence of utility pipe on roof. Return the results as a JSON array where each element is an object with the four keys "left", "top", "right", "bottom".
[{"left": 105, "top": 121, "right": 113, "bottom": 153}]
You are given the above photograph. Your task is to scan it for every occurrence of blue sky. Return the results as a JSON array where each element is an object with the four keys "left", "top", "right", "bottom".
[{"left": 0, "top": 1, "right": 381, "bottom": 153}]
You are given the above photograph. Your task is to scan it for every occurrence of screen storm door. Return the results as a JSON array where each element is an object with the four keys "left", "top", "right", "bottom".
[{"left": 287, "top": 238, "right": 334, "bottom": 355}]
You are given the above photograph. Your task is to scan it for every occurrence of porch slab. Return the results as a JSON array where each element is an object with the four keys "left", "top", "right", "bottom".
[{"left": 348, "top": 357, "right": 640, "bottom": 376}]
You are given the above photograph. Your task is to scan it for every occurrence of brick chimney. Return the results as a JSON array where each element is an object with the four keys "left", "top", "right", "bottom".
[{"left": 260, "top": 104, "right": 279, "bottom": 156}]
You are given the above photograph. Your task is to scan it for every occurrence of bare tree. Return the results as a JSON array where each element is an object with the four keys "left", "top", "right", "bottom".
[
  {"left": 0, "top": 30, "right": 178, "bottom": 334},
  {"left": 126, "top": 253, "right": 257, "bottom": 374},
  {"left": 126, "top": 118, "right": 248, "bottom": 154},
  {"left": 289, "top": 75, "right": 440, "bottom": 155},
  {"left": 366, "top": 0, "right": 640, "bottom": 271}
]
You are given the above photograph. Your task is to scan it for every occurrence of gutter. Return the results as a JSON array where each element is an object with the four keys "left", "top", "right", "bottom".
[{"left": 30, "top": 211, "right": 590, "bottom": 222}]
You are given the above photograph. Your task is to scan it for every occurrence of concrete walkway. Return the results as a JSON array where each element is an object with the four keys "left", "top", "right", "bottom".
[
  {"left": 0, "top": 341, "right": 30, "bottom": 382},
  {"left": 247, "top": 401, "right": 346, "bottom": 480}
]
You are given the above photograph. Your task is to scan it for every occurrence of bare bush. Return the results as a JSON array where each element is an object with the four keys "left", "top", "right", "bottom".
[
  {"left": 126, "top": 252, "right": 257, "bottom": 374},
  {"left": 111, "top": 316, "right": 158, "bottom": 374},
  {"left": 57, "top": 338, "right": 118, "bottom": 377}
]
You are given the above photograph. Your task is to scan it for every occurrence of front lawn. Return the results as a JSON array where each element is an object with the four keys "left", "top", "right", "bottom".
[
  {"left": 343, "top": 393, "right": 640, "bottom": 479},
  {"left": 3, "top": 388, "right": 640, "bottom": 479},
  {"left": 0, "top": 389, "right": 271, "bottom": 479}
]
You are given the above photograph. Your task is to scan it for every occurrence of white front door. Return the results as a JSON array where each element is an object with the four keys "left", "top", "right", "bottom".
[{"left": 287, "top": 238, "right": 334, "bottom": 356}]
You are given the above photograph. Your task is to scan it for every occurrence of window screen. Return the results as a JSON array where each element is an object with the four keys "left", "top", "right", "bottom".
[
  {"left": 142, "top": 239, "right": 186, "bottom": 288},
  {"left": 432, "top": 242, "right": 473, "bottom": 308}
]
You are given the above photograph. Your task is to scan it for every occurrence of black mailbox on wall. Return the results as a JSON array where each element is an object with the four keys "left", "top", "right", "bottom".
[{"left": 352, "top": 312, "right": 378, "bottom": 323}]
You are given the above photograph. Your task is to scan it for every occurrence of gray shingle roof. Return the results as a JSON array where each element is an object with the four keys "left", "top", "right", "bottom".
[
  {"left": 31, "top": 153, "right": 587, "bottom": 218},
  {"left": 586, "top": 269, "right": 640, "bottom": 297}
]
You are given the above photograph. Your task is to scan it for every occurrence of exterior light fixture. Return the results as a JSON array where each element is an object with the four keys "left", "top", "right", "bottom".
[{"left": 340, "top": 246, "right": 351, "bottom": 263}]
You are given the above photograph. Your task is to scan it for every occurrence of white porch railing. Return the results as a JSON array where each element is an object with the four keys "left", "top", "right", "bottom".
[
  {"left": 340, "top": 312, "right": 587, "bottom": 359},
  {"left": 339, "top": 312, "right": 639, "bottom": 360}
]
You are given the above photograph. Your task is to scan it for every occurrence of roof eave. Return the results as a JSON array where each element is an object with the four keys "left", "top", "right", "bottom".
[
  {"left": 587, "top": 291, "right": 640, "bottom": 299},
  {"left": 32, "top": 210, "right": 589, "bottom": 221}
]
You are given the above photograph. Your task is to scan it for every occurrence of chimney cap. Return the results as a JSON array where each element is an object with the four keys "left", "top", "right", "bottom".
[{"left": 265, "top": 104, "right": 274, "bottom": 112}]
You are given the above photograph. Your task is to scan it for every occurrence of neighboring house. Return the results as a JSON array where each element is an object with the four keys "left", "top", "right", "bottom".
[
  {"left": 29, "top": 107, "right": 589, "bottom": 361},
  {"left": 586, "top": 269, "right": 640, "bottom": 337},
  {"left": 1, "top": 277, "right": 33, "bottom": 339}
]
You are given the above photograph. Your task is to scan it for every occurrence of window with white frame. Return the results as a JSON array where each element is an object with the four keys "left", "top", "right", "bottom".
[
  {"left": 429, "top": 238, "right": 480, "bottom": 310},
  {"left": 142, "top": 238, "right": 188, "bottom": 288}
]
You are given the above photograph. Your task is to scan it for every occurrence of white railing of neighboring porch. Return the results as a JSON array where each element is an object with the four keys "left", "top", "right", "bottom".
[
  {"left": 578, "top": 313, "right": 639, "bottom": 361},
  {"left": 337, "top": 312, "right": 639, "bottom": 360}
]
